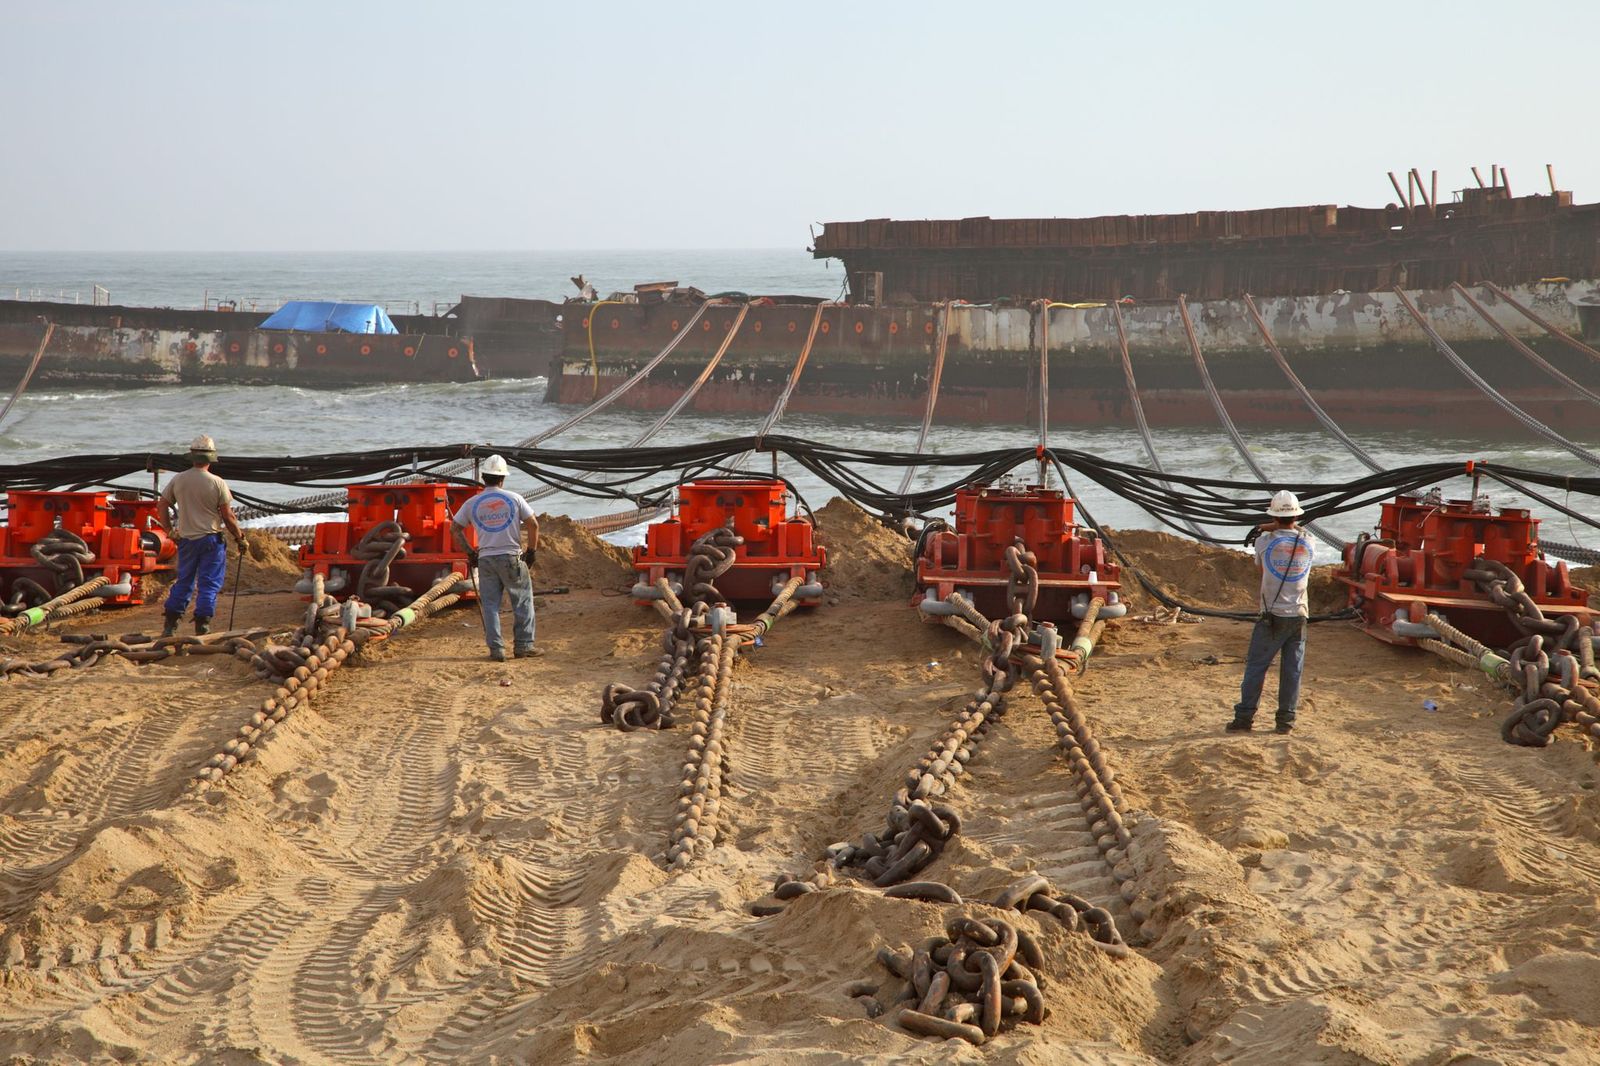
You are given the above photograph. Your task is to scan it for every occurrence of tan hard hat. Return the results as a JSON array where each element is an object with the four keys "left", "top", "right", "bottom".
[{"left": 190, "top": 434, "right": 216, "bottom": 452}]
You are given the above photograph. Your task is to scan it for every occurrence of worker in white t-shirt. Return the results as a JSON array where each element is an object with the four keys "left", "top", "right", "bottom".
[
  {"left": 1228, "top": 490, "right": 1316, "bottom": 735},
  {"left": 451, "top": 454, "right": 541, "bottom": 662}
]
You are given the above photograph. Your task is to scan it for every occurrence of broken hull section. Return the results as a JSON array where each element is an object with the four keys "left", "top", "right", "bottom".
[{"left": 548, "top": 282, "right": 1600, "bottom": 433}]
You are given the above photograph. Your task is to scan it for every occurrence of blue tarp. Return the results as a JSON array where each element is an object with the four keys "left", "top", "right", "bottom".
[{"left": 259, "top": 301, "right": 399, "bottom": 334}]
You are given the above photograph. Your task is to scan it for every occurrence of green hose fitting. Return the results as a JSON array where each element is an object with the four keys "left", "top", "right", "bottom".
[
  {"left": 17, "top": 606, "right": 46, "bottom": 629},
  {"left": 1478, "top": 650, "right": 1509, "bottom": 683},
  {"left": 1069, "top": 635, "right": 1095, "bottom": 662},
  {"left": 392, "top": 607, "right": 418, "bottom": 629}
]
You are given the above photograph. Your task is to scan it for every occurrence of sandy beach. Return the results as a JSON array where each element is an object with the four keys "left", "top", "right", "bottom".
[{"left": 1, "top": 504, "right": 1598, "bottom": 1064}]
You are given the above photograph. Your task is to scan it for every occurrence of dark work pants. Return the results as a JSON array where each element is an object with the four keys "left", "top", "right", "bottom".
[{"left": 1232, "top": 614, "right": 1307, "bottom": 726}]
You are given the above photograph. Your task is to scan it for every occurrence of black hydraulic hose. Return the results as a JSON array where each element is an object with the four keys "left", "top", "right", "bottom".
[{"left": 1048, "top": 454, "right": 1357, "bottom": 624}]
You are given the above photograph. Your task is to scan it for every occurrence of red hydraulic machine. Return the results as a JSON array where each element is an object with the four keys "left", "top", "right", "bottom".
[
  {"left": 298, "top": 483, "right": 477, "bottom": 603},
  {"left": 0, "top": 490, "right": 176, "bottom": 608},
  {"left": 631, "top": 478, "right": 825, "bottom": 606},
  {"left": 913, "top": 481, "right": 1125, "bottom": 626},
  {"left": 1336, "top": 487, "right": 1593, "bottom": 647}
]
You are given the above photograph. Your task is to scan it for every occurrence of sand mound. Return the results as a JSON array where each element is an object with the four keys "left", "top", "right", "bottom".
[
  {"left": 814, "top": 497, "right": 914, "bottom": 601},
  {"left": 1107, "top": 526, "right": 1345, "bottom": 614},
  {"left": 5, "top": 547, "right": 1600, "bottom": 1062},
  {"left": 534, "top": 513, "right": 634, "bottom": 589},
  {"left": 1570, "top": 564, "right": 1600, "bottom": 607},
  {"left": 237, "top": 528, "right": 305, "bottom": 592}
]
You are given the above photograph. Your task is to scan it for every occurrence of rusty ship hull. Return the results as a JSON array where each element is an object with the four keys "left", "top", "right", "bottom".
[
  {"left": 547, "top": 281, "right": 1600, "bottom": 433},
  {"left": 0, "top": 295, "right": 565, "bottom": 387}
]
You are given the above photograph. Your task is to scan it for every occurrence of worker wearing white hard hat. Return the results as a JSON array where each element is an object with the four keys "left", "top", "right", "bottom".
[
  {"left": 1228, "top": 489, "right": 1316, "bottom": 735},
  {"left": 157, "top": 435, "right": 245, "bottom": 637},
  {"left": 451, "top": 453, "right": 541, "bottom": 662}
]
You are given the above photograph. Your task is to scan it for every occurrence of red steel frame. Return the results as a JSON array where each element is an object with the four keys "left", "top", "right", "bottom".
[
  {"left": 1337, "top": 493, "right": 1592, "bottom": 646},
  {"left": 298, "top": 483, "right": 477, "bottom": 601},
  {"left": 914, "top": 484, "right": 1121, "bottom": 626},
  {"left": 632, "top": 478, "right": 824, "bottom": 605},
  {"left": 0, "top": 490, "right": 175, "bottom": 605}
]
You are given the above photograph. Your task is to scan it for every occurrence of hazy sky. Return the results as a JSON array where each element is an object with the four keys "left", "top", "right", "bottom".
[{"left": 5, "top": 0, "right": 1596, "bottom": 252}]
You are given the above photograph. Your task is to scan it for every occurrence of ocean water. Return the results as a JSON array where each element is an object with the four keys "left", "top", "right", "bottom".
[{"left": 0, "top": 250, "right": 1597, "bottom": 552}]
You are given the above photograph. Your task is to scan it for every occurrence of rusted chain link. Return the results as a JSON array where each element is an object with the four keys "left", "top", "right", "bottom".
[
  {"left": 189, "top": 574, "right": 469, "bottom": 787},
  {"left": 602, "top": 607, "right": 696, "bottom": 730},
  {"left": 664, "top": 629, "right": 737, "bottom": 869},
  {"left": 30, "top": 528, "right": 94, "bottom": 594},
  {"left": 0, "top": 625, "right": 270, "bottom": 678},
  {"left": 1425, "top": 558, "right": 1600, "bottom": 747},
  {"left": 599, "top": 524, "right": 742, "bottom": 732}
]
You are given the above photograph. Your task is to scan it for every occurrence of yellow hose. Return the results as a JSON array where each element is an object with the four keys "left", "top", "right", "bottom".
[{"left": 585, "top": 300, "right": 622, "bottom": 400}]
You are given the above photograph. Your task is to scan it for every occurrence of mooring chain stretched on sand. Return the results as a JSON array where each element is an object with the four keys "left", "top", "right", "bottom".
[
  {"left": 851, "top": 875, "right": 1128, "bottom": 1047},
  {"left": 601, "top": 606, "right": 696, "bottom": 730},
  {"left": 664, "top": 625, "right": 738, "bottom": 869},
  {"left": 189, "top": 573, "right": 470, "bottom": 788},
  {"left": 1422, "top": 557, "right": 1600, "bottom": 747},
  {"left": 600, "top": 526, "right": 742, "bottom": 731}
]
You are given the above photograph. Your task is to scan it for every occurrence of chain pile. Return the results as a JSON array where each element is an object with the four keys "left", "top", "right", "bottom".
[
  {"left": 1426, "top": 558, "right": 1600, "bottom": 747},
  {"left": 859, "top": 874, "right": 1125, "bottom": 1047}
]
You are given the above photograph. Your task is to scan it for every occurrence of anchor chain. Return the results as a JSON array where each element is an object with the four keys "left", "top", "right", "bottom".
[
  {"left": 30, "top": 528, "right": 94, "bottom": 595},
  {"left": 189, "top": 573, "right": 470, "bottom": 787},
  {"left": 599, "top": 524, "right": 742, "bottom": 732},
  {"left": 861, "top": 874, "right": 1126, "bottom": 1046},
  {"left": 1431, "top": 558, "right": 1600, "bottom": 747},
  {"left": 664, "top": 626, "right": 738, "bottom": 868}
]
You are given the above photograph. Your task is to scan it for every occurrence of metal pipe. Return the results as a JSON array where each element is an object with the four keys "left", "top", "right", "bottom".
[
  {"left": 1388, "top": 170, "right": 1408, "bottom": 206},
  {"left": 1410, "top": 168, "right": 1430, "bottom": 208},
  {"left": 1547, "top": 163, "right": 1557, "bottom": 194},
  {"left": 1471, "top": 166, "right": 1485, "bottom": 189}
]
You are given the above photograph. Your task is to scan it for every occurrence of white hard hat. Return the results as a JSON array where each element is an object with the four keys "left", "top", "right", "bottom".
[
  {"left": 480, "top": 454, "right": 509, "bottom": 478},
  {"left": 189, "top": 434, "right": 216, "bottom": 453},
  {"left": 1267, "top": 490, "right": 1304, "bottom": 517}
]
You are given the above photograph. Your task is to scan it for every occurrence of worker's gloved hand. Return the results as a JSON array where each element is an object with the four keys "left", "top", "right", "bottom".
[
  {"left": 521, "top": 547, "right": 537, "bottom": 567},
  {"left": 465, "top": 549, "right": 480, "bottom": 568},
  {"left": 234, "top": 534, "right": 247, "bottom": 555},
  {"left": 1243, "top": 526, "right": 1264, "bottom": 548}
]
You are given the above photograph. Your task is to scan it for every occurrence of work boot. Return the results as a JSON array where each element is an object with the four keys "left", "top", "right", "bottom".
[
  {"left": 194, "top": 616, "right": 212, "bottom": 636},
  {"left": 488, "top": 647, "right": 506, "bottom": 663},
  {"left": 161, "top": 613, "right": 181, "bottom": 638},
  {"left": 1225, "top": 719, "right": 1253, "bottom": 733},
  {"left": 514, "top": 645, "right": 543, "bottom": 659},
  {"left": 1275, "top": 722, "right": 1294, "bottom": 735}
]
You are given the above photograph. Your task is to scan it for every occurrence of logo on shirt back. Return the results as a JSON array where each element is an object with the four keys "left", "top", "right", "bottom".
[
  {"left": 1263, "top": 533, "right": 1311, "bottom": 582},
  {"left": 471, "top": 492, "right": 515, "bottom": 534}
]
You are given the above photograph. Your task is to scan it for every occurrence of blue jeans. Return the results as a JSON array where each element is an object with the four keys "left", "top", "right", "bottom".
[
  {"left": 1233, "top": 614, "right": 1306, "bottom": 726},
  {"left": 165, "top": 533, "right": 228, "bottom": 619},
  {"left": 477, "top": 553, "right": 535, "bottom": 651}
]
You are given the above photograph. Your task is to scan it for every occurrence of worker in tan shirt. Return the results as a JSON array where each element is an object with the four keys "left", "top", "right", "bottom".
[{"left": 158, "top": 435, "right": 244, "bottom": 636}]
